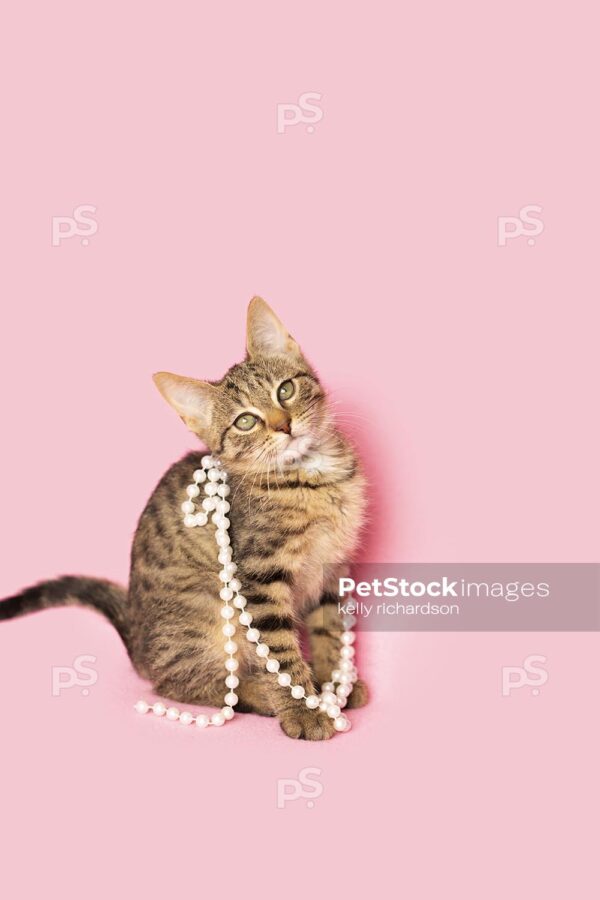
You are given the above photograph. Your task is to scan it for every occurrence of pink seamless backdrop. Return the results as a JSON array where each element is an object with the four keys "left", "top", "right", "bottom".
[{"left": 0, "top": 3, "right": 598, "bottom": 899}]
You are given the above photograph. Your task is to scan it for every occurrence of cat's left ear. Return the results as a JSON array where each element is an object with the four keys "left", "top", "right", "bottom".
[
  {"left": 153, "top": 371, "right": 218, "bottom": 439},
  {"left": 246, "top": 296, "right": 301, "bottom": 359}
]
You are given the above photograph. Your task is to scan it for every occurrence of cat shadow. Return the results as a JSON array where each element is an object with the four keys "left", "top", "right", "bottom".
[
  {"left": 325, "top": 387, "right": 404, "bottom": 563},
  {"left": 323, "top": 387, "right": 408, "bottom": 707}
]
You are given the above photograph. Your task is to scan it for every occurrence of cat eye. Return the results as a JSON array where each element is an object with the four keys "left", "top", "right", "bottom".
[
  {"left": 234, "top": 413, "right": 258, "bottom": 431},
  {"left": 277, "top": 380, "right": 295, "bottom": 402}
]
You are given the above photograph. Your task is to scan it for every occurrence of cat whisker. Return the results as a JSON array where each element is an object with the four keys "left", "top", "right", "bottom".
[
  {"left": 326, "top": 401, "right": 372, "bottom": 422},
  {"left": 247, "top": 444, "right": 273, "bottom": 512},
  {"left": 229, "top": 442, "right": 271, "bottom": 504}
]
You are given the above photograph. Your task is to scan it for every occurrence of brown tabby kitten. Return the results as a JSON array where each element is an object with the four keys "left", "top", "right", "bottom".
[{"left": 0, "top": 298, "right": 368, "bottom": 740}]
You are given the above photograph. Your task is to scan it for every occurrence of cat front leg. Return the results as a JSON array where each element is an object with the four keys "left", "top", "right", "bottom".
[
  {"left": 306, "top": 587, "right": 369, "bottom": 710},
  {"left": 241, "top": 582, "right": 336, "bottom": 740}
]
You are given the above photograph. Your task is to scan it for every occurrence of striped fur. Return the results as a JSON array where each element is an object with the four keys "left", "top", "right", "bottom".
[{"left": 0, "top": 298, "right": 368, "bottom": 739}]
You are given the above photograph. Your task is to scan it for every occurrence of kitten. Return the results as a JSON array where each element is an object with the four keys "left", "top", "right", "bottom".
[{"left": 1, "top": 297, "right": 368, "bottom": 740}]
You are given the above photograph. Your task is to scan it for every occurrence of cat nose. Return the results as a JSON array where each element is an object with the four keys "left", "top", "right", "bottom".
[{"left": 267, "top": 410, "right": 291, "bottom": 434}]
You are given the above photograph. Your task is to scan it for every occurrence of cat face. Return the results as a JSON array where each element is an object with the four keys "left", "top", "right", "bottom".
[{"left": 154, "top": 298, "right": 334, "bottom": 474}]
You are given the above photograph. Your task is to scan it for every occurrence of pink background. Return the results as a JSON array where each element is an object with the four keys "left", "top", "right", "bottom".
[{"left": 0, "top": 2, "right": 598, "bottom": 898}]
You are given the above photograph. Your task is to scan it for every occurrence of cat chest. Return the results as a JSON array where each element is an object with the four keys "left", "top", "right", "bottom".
[
  {"left": 285, "top": 483, "right": 365, "bottom": 606},
  {"left": 234, "top": 478, "right": 365, "bottom": 608}
]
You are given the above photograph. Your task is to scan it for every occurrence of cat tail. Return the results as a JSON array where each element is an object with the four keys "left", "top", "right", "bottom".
[{"left": 0, "top": 576, "right": 129, "bottom": 650}]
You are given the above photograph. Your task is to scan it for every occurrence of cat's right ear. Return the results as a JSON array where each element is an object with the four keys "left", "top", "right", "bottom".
[
  {"left": 246, "top": 296, "right": 301, "bottom": 359},
  {"left": 153, "top": 372, "right": 217, "bottom": 437}
]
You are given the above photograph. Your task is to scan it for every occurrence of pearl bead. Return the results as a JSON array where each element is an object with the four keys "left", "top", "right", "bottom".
[
  {"left": 319, "top": 701, "right": 328, "bottom": 712},
  {"left": 205, "top": 483, "right": 219, "bottom": 496},
  {"left": 256, "top": 643, "right": 270, "bottom": 657},
  {"left": 225, "top": 674, "right": 239, "bottom": 689},
  {"left": 134, "top": 700, "right": 149, "bottom": 714},
  {"left": 201, "top": 455, "right": 214, "bottom": 468},
  {"left": 216, "top": 517, "right": 230, "bottom": 530},
  {"left": 233, "top": 594, "right": 247, "bottom": 609},
  {"left": 305, "top": 695, "right": 320, "bottom": 709},
  {"left": 224, "top": 692, "right": 238, "bottom": 706},
  {"left": 216, "top": 533, "right": 230, "bottom": 547},
  {"left": 336, "top": 684, "right": 351, "bottom": 698},
  {"left": 326, "top": 704, "right": 341, "bottom": 719},
  {"left": 202, "top": 497, "right": 216, "bottom": 512},
  {"left": 166, "top": 707, "right": 180, "bottom": 720},
  {"left": 153, "top": 702, "right": 166, "bottom": 716},
  {"left": 217, "top": 500, "right": 230, "bottom": 514},
  {"left": 342, "top": 614, "right": 357, "bottom": 628},
  {"left": 224, "top": 640, "right": 238, "bottom": 654},
  {"left": 340, "top": 660, "right": 353, "bottom": 672},
  {"left": 222, "top": 623, "right": 235, "bottom": 637},
  {"left": 341, "top": 632, "right": 355, "bottom": 645},
  {"left": 220, "top": 606, "right": 234, "bottom": 619},
  {"left": 223, "top": 562, "right": 237, "bottom": 576},
  {"left": 220, "top": 587, "right": 234, "bottom": 601},
  {"left": 266, "top": 658, "right": 280, "bottom": 673},
  {"left": 195, "top": 714, "right": 209, "bottom": 728},
  {"left": 341, "top": 646, "right": 355, "bottom": 659},
  {"left": 217, "top": 484, "right": 230, "bottom": 497},
  {"left": 186, "top": 484, "right": 200, "bottom": 498},
  {"left": 228, "top": 577, "right": 241, "bottom": 593},
  {"left": 208, "top": 468, "right": 221, "bottom": 482},
  {"left": 193, "top": 469, "right": 207, "bottom": 483},
  {"left": 218, "top": 549, "right": 232, "bottom": 564},
  {"left": 291, "top": 685, "right": 305, "bottom": 699},
  {"left": 183, "top": 514, "right": 197, "bottom": 528},
  {"left": 339, "top": 674, "right": 351, "bottom": 685},
  {"left": 225, "top": 658, "right": 239, "bottom": 672},
  {"left": 277, "top": 673, "right": 292, "bottom": 687},
  {"left": 211, "top": 712, "right": 225, "bottom": 726},
  {"left": 195, "top": 512, "right": 208, "bottom": 526},
  {"left": 246, "top": 628, "right": 260, "bottom": 642},
  {"left": 219, "top": 568, "right": 231, "bottom": 583},
  {"left": 333, "top": 715, "right": 351, "bottom": 732},
  {"left": 321, "top": 682, "right": 334, "bottom": 693},
  {"left": 332, "top": 669, "right": 342, "bottom": 682},
  {"left": 181, "top": 500, "right": 195, "bottom": 514},
  {"left": 179, "top": 711, "right": 193, "bottom": 725},
  {"left": 239, "top": 612, "right": 252, "bottom": 626},
  {"left": 222, "top": 706, "right": 235, "bottom": 720}
]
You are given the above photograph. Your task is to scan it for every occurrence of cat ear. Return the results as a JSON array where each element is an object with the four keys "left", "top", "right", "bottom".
[
  {"left": 246, "top": 296, "right": 301, "bottom": 358},
  {"left": 153, "top": 372, "right": 217, "bottom": 436}
]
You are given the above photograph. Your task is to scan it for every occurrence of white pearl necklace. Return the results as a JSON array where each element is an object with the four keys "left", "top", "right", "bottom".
[{"left": 135, "top": 455, "right": 358, "bottom": 735}]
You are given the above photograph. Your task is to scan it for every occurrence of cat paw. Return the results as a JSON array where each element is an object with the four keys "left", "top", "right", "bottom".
[
  {"left": 279, "top": 706, "right": 336, "bottom": 741},
  {"left": 344, "top": 678, "right": 369, "bottom": 708}
]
